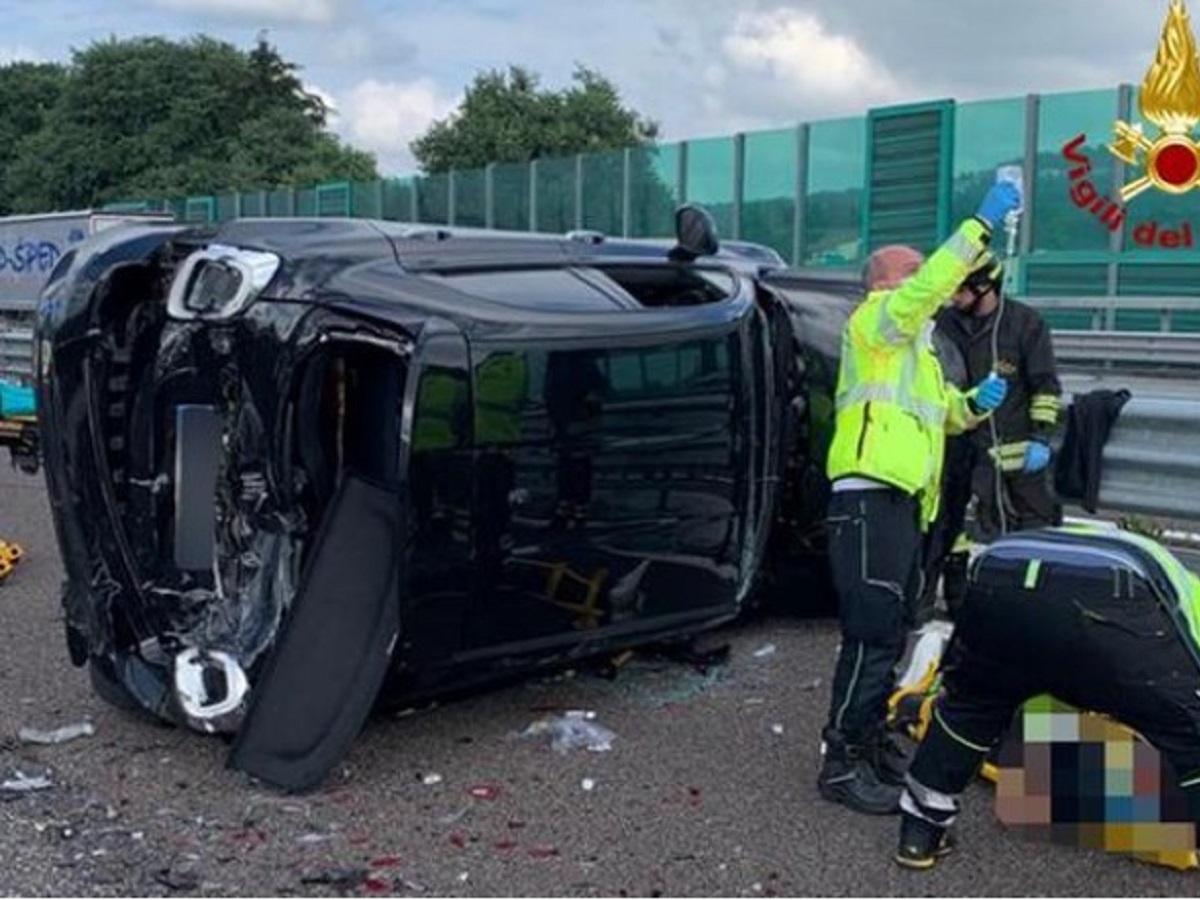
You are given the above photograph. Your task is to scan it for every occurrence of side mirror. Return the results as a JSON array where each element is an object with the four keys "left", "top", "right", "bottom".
[{"left": 669, "top": 205, "right": 719, "bottom": 261}]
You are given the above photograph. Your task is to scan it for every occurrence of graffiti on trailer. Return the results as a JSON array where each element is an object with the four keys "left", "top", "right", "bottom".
[{"left": 0, "top": 240, "right": 62, "bottom": 275}]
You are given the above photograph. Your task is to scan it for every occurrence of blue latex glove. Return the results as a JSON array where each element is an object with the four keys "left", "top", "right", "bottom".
[
  {"left": 970, "top": 373, "right": 1008, "bottom": 413},
  {"left": 1024, "top": 440, "right": 1052, "bottom": 473},
  {"left": 975, "top": 182, "right": 1023, "bottom": 229}
]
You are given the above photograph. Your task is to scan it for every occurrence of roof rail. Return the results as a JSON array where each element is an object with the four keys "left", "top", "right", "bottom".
[
  {"left": 566, "top": 229, "right": 606, "bottom": 245},
  {"left": 400, "top": 226, "right": 453, "bottom": 242}
]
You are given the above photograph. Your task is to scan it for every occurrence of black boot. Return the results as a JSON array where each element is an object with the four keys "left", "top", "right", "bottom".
[
  {"left": 818, "top": 731, "right": 902, "bottom": 815},
  {"left": 895, "top": 811, "right": 955, "bottom": 870},
  {"left": 870, "top": 731, "right": 912, "bottom": 787}
]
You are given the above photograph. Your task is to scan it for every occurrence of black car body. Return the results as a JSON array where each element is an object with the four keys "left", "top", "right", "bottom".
[{"left": 35, "top": 212, "right": 858, "bottom": 790}]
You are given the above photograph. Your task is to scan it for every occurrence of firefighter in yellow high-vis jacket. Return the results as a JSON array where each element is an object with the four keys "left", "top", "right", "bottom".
[{"left": 816, "top": 181, "right": 1021, "bottom": 816}]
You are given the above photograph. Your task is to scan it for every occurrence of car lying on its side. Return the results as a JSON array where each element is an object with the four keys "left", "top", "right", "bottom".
[{"left": 35, "top": 208, "right": 858, "bottom": 790}]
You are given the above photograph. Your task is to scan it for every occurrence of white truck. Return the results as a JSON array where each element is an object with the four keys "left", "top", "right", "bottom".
[
  {"left": 0, "top": 210, "right": 173, "bottom": 312},
  {"left": 0, "top": 210, "right": 173, "bottom": 383}
]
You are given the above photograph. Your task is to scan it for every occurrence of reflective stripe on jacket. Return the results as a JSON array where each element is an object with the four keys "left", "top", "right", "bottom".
[{"left": 827, "top": 219, "right": 991, "bottom": 527}]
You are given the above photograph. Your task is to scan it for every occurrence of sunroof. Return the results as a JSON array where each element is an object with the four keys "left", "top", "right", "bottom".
[{"left": 428, "top": 264, "right": 737, "bottom": 311}]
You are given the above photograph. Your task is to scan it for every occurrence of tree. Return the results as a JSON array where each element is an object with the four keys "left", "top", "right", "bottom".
[
  {"left": 411, "top": 65, "right": 658, "bottom": 174},
  {"left": 0, "top": 63, "right": 69, "bottom": 214},
  {"left": 4, "top": 36, "right": 376, "bottom": 213}
]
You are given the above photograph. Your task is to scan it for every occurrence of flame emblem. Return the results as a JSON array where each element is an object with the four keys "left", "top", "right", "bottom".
[{"left": 1109, "top": 0, "right": 1200, "bottom": 200}]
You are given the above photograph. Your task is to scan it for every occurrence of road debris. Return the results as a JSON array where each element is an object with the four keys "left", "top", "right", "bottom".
[
  {"left": 18, "top": 721, "right": 95, "bottom": 745},
  {"left": 469, "top": 783, "right": 501, "bottom": 801},
  {"left": 517, "top": 715, "right": 616, "bottom": 753},
  {"left": 300, "top": 867, "right": 369, "bottom": 888},
  {"left": 154, "top": 863, "right": 202, "bottom": 892},
  {"left": 752, "top": 644, "right": 777, "bottom": 659},
  {"left": 1, "top": 771, "right": 53, "bottom": 795}
]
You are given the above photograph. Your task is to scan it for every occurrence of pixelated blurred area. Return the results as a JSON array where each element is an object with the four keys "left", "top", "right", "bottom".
[{"left": 993, "top": 695, "right": 1197, "bottom": 870}]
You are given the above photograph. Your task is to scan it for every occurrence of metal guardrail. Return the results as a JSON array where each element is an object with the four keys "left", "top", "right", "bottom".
[
  {"left": 1093, "top": 394, "right": 1200, "bottom": 525},
  {"left": 1054, "top": 331, "right": 1200, "bottom": 371}
]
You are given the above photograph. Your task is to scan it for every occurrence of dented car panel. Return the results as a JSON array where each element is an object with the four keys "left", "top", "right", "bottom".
[{"left": 36, "top": 215, "right": 856, "bottom": 789}]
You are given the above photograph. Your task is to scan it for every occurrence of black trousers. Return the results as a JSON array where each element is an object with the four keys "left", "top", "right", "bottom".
[
  {"left": 909, "top": 571, "right": 1200, "bottom": 825},
  {"left": 972, "top": 463, "right": 1062, "bottom": 542},
  {"left": 824, "top": 488, "right": 922, "bottom": 745},
  {"left": 920, "top": 437, "right": 976, "bottom": 622}
]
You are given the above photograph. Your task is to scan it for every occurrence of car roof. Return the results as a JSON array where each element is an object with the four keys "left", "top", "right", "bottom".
[{"left": 207, "top": 217, "right": 782, "bottom": 274}]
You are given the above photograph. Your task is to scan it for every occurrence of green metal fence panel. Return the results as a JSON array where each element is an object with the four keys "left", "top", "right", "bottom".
[
  {"left": 1117, "top": 261, "right": 1200, "bottom": 331},
  {"left": 102, "top": 200, "right": 156, "bottom": 213},
  {"left": 352, "top": 181, "right": 383, "bottom": 219},
  {"left": 742, "top": 127, "right": 797, "bottom": 264},
  {"left": 805, "top": 117, "right": 866, "bottom": 265},
  {"left": 534, "top": 155, "right": 576, "bottom": 234},
  {"left": 580, "top": 149, "right": 625, "bottom": 236},
  {"left": 685, "top": 136, "right": 735, "bottom": 241},
  {"left": 1025, "top": 261, "right": 1108, "bottom": 329},
  {"left": 454, "top": 168, "right": 487, "bottom": 227},
  {"left": 951, "top": 97, "right": 1025, "bottom": 229},
  {"left": 493, "top": 162, "right": 530, "bottom": 231},
  {"left": 215, "top": 193, "right": 237, "bottom": 222},
  {"left": 295, "top": 188, "right": 317, "bottom": 217},
  {"left": 628, "top": 143, "right": 680, "bottom": 238},
  {"left": 315, "top": 182, "right": 351, "bottom": 217},
  {"left": 267, "top": 189, "right": 293, "bottom": 217},
  {"left": 417, "top": 174, "right": 449, "bottom": 224},
  {"left": 864, "top": 100, "right": 954, "bottom": 254},
  {"left": 239, "top": 191, "right": 267, "bottom": 217},
  {"left": 1033, "top": 88, "right": 1118, "bottom": 252},
  {"left": 382, "top": 178, "right": 416, "bottom": 221},
  {"left": 184, "top": 196, "right": 216, "bottom": 223}
]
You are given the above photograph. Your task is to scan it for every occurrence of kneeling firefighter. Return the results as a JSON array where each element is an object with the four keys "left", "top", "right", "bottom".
[{"left": 895, "top": 525, "right": 1200, "bottom": 869}]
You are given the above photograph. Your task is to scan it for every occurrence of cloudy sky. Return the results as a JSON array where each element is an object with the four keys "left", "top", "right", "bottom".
[{"left": 0, "top": 0, "right": 1178, "bottom": 175}]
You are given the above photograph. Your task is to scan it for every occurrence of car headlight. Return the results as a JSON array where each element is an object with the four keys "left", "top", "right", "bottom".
[{"left": 167, "top": 244, "right": 281, "bottom": 321}]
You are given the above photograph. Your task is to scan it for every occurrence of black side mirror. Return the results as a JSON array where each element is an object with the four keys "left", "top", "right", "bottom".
[{"left": 669, "top": 204, "right": 719, "bottom": 261}]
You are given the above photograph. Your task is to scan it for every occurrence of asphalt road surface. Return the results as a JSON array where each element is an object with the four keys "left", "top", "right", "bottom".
[{"left": 1, "top": 463, "right": 1196, "bottom": 897}]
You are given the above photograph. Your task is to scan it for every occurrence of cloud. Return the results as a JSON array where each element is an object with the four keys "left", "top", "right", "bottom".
[
  {"left": 335, "top": 78, "right": 459, "bottom": 175},
  {"left": 720, "top": 7, "right": 906, "bottom": 113},
  {"left": 146, "top": 0, "right": 344, "bottom": 26},
  {"left": 0, "top": 44, "right": 46, "bottom": 65},
  {"left": 312, "top": 24, "right": 418, "bottom": 70}
]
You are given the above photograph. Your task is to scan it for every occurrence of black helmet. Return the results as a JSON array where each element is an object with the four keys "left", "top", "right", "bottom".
[{"left": 960, "top": 251, "right": 1003, "bottom": 299}]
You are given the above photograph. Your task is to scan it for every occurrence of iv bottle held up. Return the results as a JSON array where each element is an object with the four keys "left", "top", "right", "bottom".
[{"left": 994, "top": 165, "right": 1023, "bottom": 259}]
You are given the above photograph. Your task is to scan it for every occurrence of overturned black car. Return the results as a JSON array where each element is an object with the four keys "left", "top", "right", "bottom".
[{"left": 35, "top": 208, "right": 857, "bottom": 790}]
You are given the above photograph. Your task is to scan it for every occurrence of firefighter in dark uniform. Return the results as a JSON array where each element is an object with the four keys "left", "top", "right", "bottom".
[{"left": 935, "top": 253, "right": 1063, "bottom": 548}]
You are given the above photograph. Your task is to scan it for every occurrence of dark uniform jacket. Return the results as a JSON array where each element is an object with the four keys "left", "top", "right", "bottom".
[{"left": 935, "top": 298, "right": 1062, "bottom": 465}]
